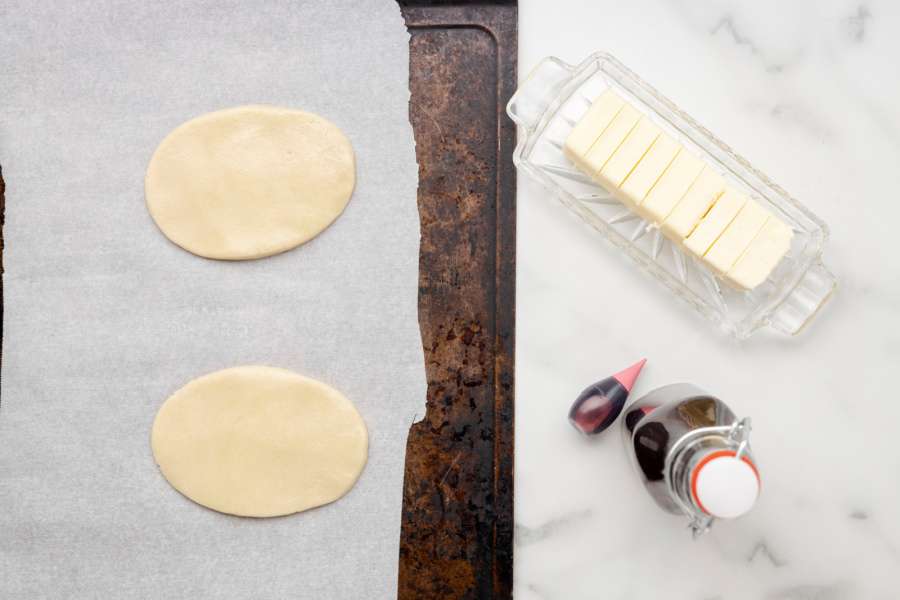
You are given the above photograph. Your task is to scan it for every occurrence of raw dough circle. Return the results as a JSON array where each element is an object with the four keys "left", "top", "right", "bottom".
[
  {"left": 145, "top": 105, "right": 356, "bottom": 260},
  {"left": 151, "top": 366, "right": 368, "bottom": 517}
]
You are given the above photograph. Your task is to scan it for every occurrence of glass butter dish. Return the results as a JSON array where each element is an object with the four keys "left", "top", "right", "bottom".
[{"left": 507, "top": 53, "right": 836, "bottom": 339}]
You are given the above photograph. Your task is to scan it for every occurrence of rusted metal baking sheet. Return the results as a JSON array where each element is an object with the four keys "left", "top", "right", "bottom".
[{"left": 397, "top": 2, "right": 517, "bottom": 599}]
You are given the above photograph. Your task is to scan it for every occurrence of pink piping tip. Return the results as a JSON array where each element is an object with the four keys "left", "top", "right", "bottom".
[{"left": 612, "top": 358, "right": 646, "bottom": 393}]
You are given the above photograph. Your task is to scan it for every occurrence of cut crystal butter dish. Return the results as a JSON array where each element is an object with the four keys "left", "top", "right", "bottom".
[{"left": 507, "top": 53, "right": 836, "bottom": 339}]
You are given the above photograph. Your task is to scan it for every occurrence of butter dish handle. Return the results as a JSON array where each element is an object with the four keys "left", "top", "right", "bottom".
[
  {"left": 507, "top": 57, "right": 575, "bottom": 133},
  {"left": 769, "top": 258, "right": 836, "bottom": 335}
]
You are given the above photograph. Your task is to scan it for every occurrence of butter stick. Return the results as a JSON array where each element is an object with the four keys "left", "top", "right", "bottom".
[
  {"left": 704, "top": 200, "right": 770, "bottom": 274},
  {"left": 619, "top": 134, "right": 680, "bottom": 207},
  {"left": 726, "top": 218, "right": 793, "bottom": 290},
  {"left": 563, "top": 90, "right": 624, "bottom": 171},
  {"left": 582, "top": 104, "right": 641, "bottom": 175},
  {"left": 561, "top": 90, "right": 793, "bottom": 291},
  {"left": 684, "top": 188, "right": 746, "bottom": 258},
  {"left": 661, "top": 166, "right": 725, "bottom": 240},
  {"left": 639, "top": 150, "right": 704, "bottom": 223},
  {"left": 596, "top": 117, "right": 661, "bottom": 194}
]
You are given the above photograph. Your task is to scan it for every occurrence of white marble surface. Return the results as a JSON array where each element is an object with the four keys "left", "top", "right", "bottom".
[{"left": 515, "top": 1, "right": 900, "bottom": 598}]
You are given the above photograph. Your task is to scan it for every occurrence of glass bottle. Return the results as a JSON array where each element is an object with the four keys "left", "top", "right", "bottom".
[{"left": 621, "top": 383, "right": 759, "bottom": 537}]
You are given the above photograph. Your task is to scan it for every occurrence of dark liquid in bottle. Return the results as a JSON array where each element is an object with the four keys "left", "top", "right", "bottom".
[{"left": 622, "top": 386, "right": 741, "bottom": 516}]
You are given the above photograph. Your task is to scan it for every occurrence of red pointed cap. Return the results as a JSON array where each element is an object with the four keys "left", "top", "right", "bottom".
[{"left": 612, "top": 358, "right": 646, "bottom": 393}]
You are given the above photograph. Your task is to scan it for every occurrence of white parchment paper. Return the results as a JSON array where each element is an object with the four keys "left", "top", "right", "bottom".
[{"left": 0, "top": 1, "right": 425, "bottom": 598}]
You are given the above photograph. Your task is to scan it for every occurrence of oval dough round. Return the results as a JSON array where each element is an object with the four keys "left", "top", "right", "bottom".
[
  {"left": 145, "top": 105, "right": 356, "bottom": 260},
  {"left": 151, "top": 366, "right": 368, "bottom": 517}
]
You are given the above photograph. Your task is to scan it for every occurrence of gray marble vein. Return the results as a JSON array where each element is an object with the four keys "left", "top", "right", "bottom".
[
  {"left": 842, "top": 5, "right": 871, "bottom": 42},
  {"left": 766, "top": 582, "right": 854, "bottom": 600},
  {"left": 748, "top": 540, "right": 788, "bottom": 568},
  {"left": 516, "top": 509, "right": 593, "bottom": 546}
]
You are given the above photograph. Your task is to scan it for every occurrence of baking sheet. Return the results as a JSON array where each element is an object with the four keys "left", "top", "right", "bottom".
[
  {"left": 0, "top": 1, "right": 425, "bottom": 598},
  {"left": 396, "top": 3, "right": 518, "bottom": 598}
]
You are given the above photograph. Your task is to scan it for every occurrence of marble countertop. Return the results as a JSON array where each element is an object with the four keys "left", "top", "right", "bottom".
[{"left": 515, "top": 1, "right": 899, "bottom": 598}]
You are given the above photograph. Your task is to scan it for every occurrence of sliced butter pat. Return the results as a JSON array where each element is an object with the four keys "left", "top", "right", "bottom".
[
  {"left": 582, "top": 104, "right": 641, "bottom": 175},
  {"left": 684, "top": 188, "right": 746, "bottom": 257},
  {"left": 619, "top": 134, "right": 680, "bottom": 207},
  {"left": 704, "top": 199, "right": 770, "bottom": 273},
  {"left": 661, "top": 166, "right": 725, "bottom": 240},
  {"left": 563, "top": 90, "right": 625, "bottom": 170},
  {"left": 726, "top": 218, "right": 793, "bottom": 290},
  {"left": 638, "top": 149, "right": 704, "bottom": 223},
  {"left": 596, "top": 117, "right": 661, "bottom": 195}
]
